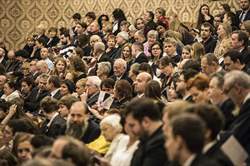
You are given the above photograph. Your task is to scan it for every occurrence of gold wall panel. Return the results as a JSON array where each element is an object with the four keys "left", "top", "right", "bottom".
[{"left": 0, "top": 0, "right": 239, "bottom": 49}]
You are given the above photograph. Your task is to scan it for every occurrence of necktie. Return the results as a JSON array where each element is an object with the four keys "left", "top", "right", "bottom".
[{"left": 240, "top": 11, "right": 246, "bottom": 22}]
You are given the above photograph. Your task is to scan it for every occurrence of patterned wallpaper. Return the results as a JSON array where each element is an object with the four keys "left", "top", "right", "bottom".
[{"left": 0, "top": 0, "right": 239, "bottom": 49}]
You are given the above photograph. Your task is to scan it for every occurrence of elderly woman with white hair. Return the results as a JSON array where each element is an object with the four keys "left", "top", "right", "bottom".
[
  {"left": 100, "top": 114, "right": 139, "bottom": 166},
  {"left": 100, "top": 114, "right": 124, "bottom": 161}
]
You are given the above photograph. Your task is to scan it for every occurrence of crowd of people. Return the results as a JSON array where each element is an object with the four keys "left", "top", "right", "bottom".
[{"left": 0, "top": 0, "right": 250, "bottom": 165}]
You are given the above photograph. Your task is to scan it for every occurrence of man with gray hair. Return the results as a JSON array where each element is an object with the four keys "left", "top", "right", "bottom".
[
  {"left": 221, "top": 70, "right": 250, "bottom": 162},
  {"left": 110, "top": 58, "right": 132, "bottom": 84},
  {"left": 88, "top": 41, "right": 111, "bottom": 76},
  {"left": 94, "top": 41, "right": 110, "bottom": 63},
  {"left": 82, "top": 76, "right": 102, "bottom": 107},
  {"left": 112, "top": 31, "right": 129, "bottom": 60}
]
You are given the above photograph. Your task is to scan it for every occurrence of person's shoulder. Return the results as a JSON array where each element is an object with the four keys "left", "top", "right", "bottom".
[{"left": 192, "top": 154, "right": 222, "bottom": 166}]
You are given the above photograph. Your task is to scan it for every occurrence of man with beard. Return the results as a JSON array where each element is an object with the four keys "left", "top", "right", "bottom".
[
  {"left": 164, "top": 113, "right": 221, "bottom": 166},
  {"left": 125, "top": 98, "right": 168, "bottom": 166},
  {"left": 200, "top": 22, "right": 217, "bottom": 53},
  {"left": 66, "top": 101, "right": 100, "bottom": 144},
  {"left": 59, "top": 30, "right": 75, "bottom": 59}
]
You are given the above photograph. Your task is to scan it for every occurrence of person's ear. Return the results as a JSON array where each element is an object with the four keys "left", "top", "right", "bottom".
[
  {"left": 142, "top": 116, "right": 151, "bottom": 128},
  {"left": 176, "top": 135, "right": 184, "bottom": 151},
  {"left": 205, "top": 129, "right": 212, "bottom": 141}
]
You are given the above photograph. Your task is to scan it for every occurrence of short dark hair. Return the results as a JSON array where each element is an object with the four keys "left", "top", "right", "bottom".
[
  {"left": 144, "top": 80, "right": 162, "bottom": 100},
  {"left": 62, "top": 142, "right": 91, "bottom": 166},
  {"left": 185, "top": 104, "right": 225, "bottom": 140},
  {"left": 60, "top": 29, "right": 70, "bottom": 38},
  {"left": 182, "top": 59, "right": 201, "bottom": 72},
  {"left": 181, "top": 68, "right": 199, "bottom": 82},
  {"left": 48, "top": 75, "right": 61, "bottom": 88},
  {"left": 72, "top": 13, "right": 81, "bottom": 20},
  {"left": 125, "top": 98, "right": 161, "bottom": 122},
  {"left": 223, "top": 49, "right": 242, "bottom": 63},
  {"left": 85, "top": 12, "right": 96, "bottom": 20},
  {"left": 40, "top": 96, "right": 58, "bottom": 114},
  {"left": 201, "top": 22, "right": 214, "bottom": 34},
  {"left": 21, "top": 77, "right": 34, "bottom": 88},
  {"left": 147, "top": 11, "right": 154, "bottom": 20},
  {"left": 232, "top": 30, "right": 249, "bottom": 48},
  {"left": 8, "top": 118, "right": 37, "bottom": 134},
  {"left": 76, "top": 21, "right": 88, "bottom": 29},
  {"left": 101, "top": 78, "right": 115, "bottom": 90},
  {"left": 160, "top": 56, "right": 174, "bottom": 67},
  {"left": 114, "top": 80, "right": 132, "bottom": 100},
  {"left": 59, "top": 95, "right": 79, "bottom": 110},
  {"left": 37, "top": 38, "right": 47, "bottom": 46},
  {"left": 170, "top": 113, "right": 205, "bottom": 153}
]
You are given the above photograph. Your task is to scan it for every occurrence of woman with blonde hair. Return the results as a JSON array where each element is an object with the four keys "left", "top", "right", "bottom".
[
  {"left": 191, "top": 42, "right": 205, "bottom": 61},
  {"left": 121, "top": 43, "right": 133, "bottom": 66},
  {"left": 214, "top": 22, "right": 232, "bottom": 59}
]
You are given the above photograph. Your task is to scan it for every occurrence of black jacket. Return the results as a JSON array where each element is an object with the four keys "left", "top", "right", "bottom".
[
  {"left": 218, "top": 98, "right": 235, "bottom": 130},
  {"left": 205, "top": 142, "right": 233, "bottom": 166},
  {"left": 202, "top": 37, "right": 217, "bottom": 54},
  {"left": 81, "top": 119, "right": 101, "bottom": 144},
  {"left": 190, "top": 154, "right": 222, "bottom": 166},
  {"left": 24, "top": 87, "right": 49, "bottom": 113},
  {"left": 220, "top": 98, "right": 250, "bottom": 154},
  {"left": 134, "top": 52, "right": 148, "bottom": 64},
  {"left": 40, "top": 114, "right": 66, "bottom": 138},
  {"left": 236, "top": 10, "right": 250, "bottom": 26},
  {"left": 131, "top": 126, "right": 168, "bottom": 166},
  {"left": 47, "top": 37, "right": 60, "bottom": 48}
]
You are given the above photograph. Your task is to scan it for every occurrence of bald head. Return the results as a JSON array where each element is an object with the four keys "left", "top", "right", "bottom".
[
  {"left": 134, "top": 72, "right": 152, "bottom": 95},
  {"left": 69, "top": 101, "right": 88, "bottom": 125}
]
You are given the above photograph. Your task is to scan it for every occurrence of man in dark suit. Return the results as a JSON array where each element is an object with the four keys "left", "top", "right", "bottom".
[
  {"left": 208, "top": 73, "right": 235, "bottom": 129},
  {"left": 47, "top": 75, "right": 62, "bottom": 100},
  {"left": 236, "top": 0, "right": 250, "bottom": 26},
  {"left": 163, "top": 113, "right": 221, "bottom": 166},
  {"left": 221, "top": 70, "right": 250, "bottom": 164},
  {"left": 131, "top": 42, "right": 148, "bottom": 64},
  {"left": 47, "top": 27, "right": 60, "bottom": 48},
  {"left": 24, "top": 74, "right": 50, "bottom": 114},
  {"left": 143, "top": 11, "right": 157, "bottom": 37},
  {"left": 231, "top": 30, "right": 250, "bottom": 73},
  {"left": 176, "top": 68, "right": 199, "bottom": 102},
  {"left": 125, "top": 98, "right": 168, "bottom": 166},
  {"left": 110, "top": 58, "right": 132, "bottom": 84},
  {"left": 186, "top": 104, "right": 233, "bottom": 166},
  {"left": 200, "top": 22, "right": 217, "bottom": 54},
  {"left": 66, "top": 101, "right": 101, "bottom": 144},
  {"left": 83, "top": 76, "right": 102, "bottom": 108},
  {"left": 40, "top": 96, "right": 66, "bottom": 138}
]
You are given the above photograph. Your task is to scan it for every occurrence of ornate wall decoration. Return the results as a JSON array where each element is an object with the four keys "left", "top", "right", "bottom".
[{"left": 0, "top": 0, "right": 239, "bottom": 49}]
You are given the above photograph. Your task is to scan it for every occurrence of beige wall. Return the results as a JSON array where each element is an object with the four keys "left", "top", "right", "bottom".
[{"left": 0, "top": 0, "right": 239, "bottom": 49}]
